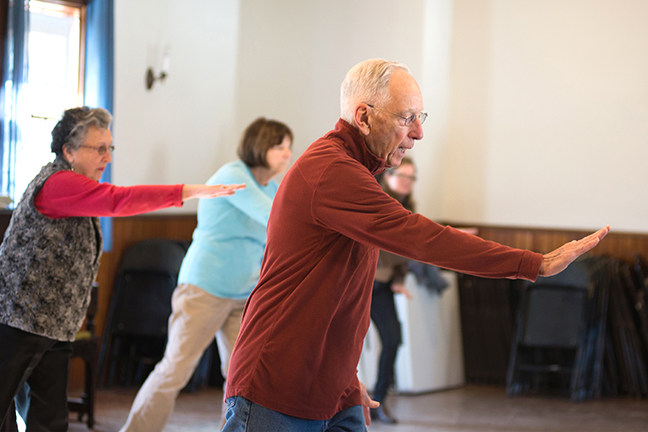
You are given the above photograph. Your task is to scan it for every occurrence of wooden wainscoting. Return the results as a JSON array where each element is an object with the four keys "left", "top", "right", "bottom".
[{"left": 462, "top": 223, "right": 648, "bottom": 263}]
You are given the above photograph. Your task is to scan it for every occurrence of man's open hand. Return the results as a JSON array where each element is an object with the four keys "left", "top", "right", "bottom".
[{"left": 539, "top": 225, "right": 610, "bottom": 277}]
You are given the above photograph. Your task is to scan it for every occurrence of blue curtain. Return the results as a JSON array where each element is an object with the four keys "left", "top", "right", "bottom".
[
  {"left": 85, "top": 0, "right": 114, "bottom": 251},
  {"left": 0, "top": 0, "right": 30, "bottom": 202}
]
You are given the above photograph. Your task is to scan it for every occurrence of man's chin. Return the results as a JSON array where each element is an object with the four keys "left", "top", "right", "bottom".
[{"left": 385, "top": 156, "right": 403, "bottom": 168}]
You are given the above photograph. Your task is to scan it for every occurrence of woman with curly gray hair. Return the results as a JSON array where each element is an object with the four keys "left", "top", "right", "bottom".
[{"left": 0, "top": 107, "right": 244, "bottom": 431}]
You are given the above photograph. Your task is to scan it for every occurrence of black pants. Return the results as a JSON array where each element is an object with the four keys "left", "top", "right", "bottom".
[
  {"left": 370, "top": 281, "right": 402, "bottom": 404},
  {"left": 0, "top": 323, "right": 72, "bottom": 432}
]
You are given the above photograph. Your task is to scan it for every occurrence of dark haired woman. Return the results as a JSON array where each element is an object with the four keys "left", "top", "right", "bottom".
[
  {"left": 0, "top": 107, "right": 243, "bottom": 431},
  {"left": 121, "top": 117, "right": 293, "bottom": 432},
  {"left": 370, "top": 157, "right": 417, "bottom": 424}
]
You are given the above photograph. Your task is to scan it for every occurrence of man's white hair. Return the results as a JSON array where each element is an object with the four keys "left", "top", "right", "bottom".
[{"left": 340, "top": 59, "right": 410, "bottom": 124}]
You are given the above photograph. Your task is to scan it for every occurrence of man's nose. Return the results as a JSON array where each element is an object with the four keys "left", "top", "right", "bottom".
[{"left": 410, "top": 119, "right": 424, "bottom": 140}]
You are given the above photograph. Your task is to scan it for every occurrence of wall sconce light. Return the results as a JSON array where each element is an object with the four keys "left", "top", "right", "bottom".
[
  {"left": 146, "top": 67, "right": 166, "bottom": 90},
  {"left": 146, "top": 54, "right": 170, "bottom": 90}
]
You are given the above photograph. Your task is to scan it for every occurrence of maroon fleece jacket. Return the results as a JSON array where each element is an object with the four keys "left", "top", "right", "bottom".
[{"left": 226, "top": 119, "right": 542, "bottom": 420}]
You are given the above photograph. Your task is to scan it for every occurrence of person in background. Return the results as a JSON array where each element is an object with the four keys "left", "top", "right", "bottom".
[
  {"left": 221, "top": 58, "right": 609, "bottom": 432},
  {"left": 370, "top": 156, "right": 417, "bottom": 424},
  {"left": 0, "top": 107, "right": 244, "bottom": 432},
  {"left": 120, "top": 117, "right": 293, "bottom": 432}
]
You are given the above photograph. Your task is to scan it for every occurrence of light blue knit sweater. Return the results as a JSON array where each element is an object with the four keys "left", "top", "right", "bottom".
[{"left": 178, "top": 160, "right": 278, "bottom": 299}]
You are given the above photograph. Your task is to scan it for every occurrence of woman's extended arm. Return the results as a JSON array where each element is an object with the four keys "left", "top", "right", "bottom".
[{"left": 34, "top": 170, "right": 244, "bottom": 218}]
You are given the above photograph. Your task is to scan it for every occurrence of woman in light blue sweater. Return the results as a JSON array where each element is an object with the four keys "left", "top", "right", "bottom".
[{"left": 121, "top": 118, "right": 293, "bottom": 432}]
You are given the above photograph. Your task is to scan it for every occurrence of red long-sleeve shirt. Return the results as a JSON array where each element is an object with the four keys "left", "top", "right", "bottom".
[
  {"left": 34, "top": 170, "right": 183, "bottom": 218},
  {"left": 225, "top": 119, "right": 543, "bottom": 420}
]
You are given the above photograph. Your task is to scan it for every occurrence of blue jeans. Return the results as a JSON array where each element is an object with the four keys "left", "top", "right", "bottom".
[{"left": 222, "top": 396, "right": 367, "bottom": 432}]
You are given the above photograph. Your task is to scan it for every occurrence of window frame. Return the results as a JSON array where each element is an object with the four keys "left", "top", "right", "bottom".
[
  {"left": 28, "top": 0, "right": 88, "bottom": 106},
  {"left": 0, "top": 0, "right": 89, "bottom": 103}
]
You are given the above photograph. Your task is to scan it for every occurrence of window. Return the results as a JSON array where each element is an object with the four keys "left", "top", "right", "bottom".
[{"left": 12, "top": 0, "right": 85, "bottom": 203}]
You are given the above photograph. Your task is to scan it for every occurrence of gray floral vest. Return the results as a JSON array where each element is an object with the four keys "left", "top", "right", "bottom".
[{"left": 0, "top": 160, "right": 102, "bottom": 341}]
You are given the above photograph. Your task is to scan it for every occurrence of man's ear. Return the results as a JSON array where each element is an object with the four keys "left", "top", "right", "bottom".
[{"left": 354, "top": 103, "right": 371, "bottom": 136}]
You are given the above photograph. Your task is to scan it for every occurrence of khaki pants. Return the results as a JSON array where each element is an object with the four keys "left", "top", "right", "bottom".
[{"left": 119, "top": 283, "right": 247, "bottom": 432}]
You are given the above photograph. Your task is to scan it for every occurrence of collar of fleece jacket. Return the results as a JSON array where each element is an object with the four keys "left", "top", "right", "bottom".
[{"left": 329, "top": 118, "right": 386, "bottom": 176}]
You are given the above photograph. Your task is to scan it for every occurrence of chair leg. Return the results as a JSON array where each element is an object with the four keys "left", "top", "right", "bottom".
[
  {"left": 68, "top": 342, "right": 98, "bottom": 428},
  {"left": 0, "top": 399, "right": 18, "bottom": 432},
  {"left": 85, "top": 355, "right": 95, "bottom": 428}
]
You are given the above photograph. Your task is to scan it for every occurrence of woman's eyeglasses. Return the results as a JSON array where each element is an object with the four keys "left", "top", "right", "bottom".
[
  {"left": 79, "top": 144, "right": 115, "bottom": 155},
  {"left": 393, "top": 173, "right": 417, "bottom": 182}
]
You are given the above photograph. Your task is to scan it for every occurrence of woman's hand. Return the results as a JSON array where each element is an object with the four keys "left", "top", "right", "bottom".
[
  {"left": 360, "top": 380, "right": 380, "bottom": 426},
  {"left": 539, "top": 225, "right": 610, "bottom": 277},
  {"left": 391, "top": 283, "right": 413, "bottom": 300},
  {"left": 181, "top": 184, "right": 246, "bottom": 202}
]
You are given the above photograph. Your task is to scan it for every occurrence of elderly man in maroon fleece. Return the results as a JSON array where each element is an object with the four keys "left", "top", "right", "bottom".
[{"left": 222, "top": 59, "right": 610, "bottom": 432}]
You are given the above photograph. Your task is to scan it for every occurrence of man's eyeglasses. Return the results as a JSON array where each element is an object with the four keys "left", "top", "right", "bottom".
[
  {"left": 80, "top": 144, "right": 115, "bottom": 155},
  {"left": 366, "top": 104, "right": 428, "bottom": 126}
]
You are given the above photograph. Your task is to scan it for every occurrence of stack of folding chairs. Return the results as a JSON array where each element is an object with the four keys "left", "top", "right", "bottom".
[
  {"left": 603, "top": 256, "right": 648, "bottom": 398},
  {"left": 506, "top": 255, "right": 648, "bottom": 400}
]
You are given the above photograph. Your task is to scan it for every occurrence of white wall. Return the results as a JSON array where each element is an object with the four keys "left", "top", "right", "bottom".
[
  {"left": 113, "top": 0, "right": 648, "bottom": 233},
  {"left": 231, "top": 0, "right": 429, "bottom": 171},
  {"left": 114, "top": 0, "right": 240, "bottom": 213},
  {"left": 444, "top": 0, "right": 648, "bottom": 232},
  {"left": 114, "top": 0, "right": 437, "bottom": 212}
]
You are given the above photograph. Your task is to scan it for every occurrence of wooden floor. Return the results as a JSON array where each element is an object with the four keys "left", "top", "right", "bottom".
[{"left": 66, "top": 385, "right": 648, "bottom": 432}]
